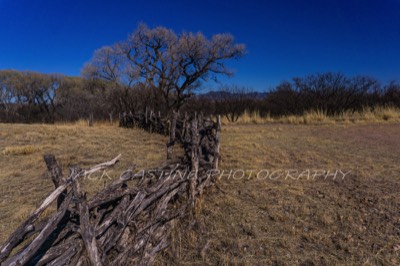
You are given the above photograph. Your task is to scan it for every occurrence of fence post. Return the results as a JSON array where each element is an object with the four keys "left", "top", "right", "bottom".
[
  {"left": 213, "top": 115, "right": 221, "bottom": 170},
  {"left": 145, "top": 107, "right": 148, "bottom": 126},
  {"left": 43, "top": 155, "right": 66, "bottom": 210},
  {"left": 88, "top": 113, "right": 94, "bottom": 127},
  {"left": 167, "top": 111, "right": 177, "bottom": 160},
  {"left": 189, "top": 116, "right": 199, "bottom": 216}
]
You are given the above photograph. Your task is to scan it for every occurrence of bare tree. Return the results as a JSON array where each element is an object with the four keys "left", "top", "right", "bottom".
[
  {"left": 82, "top": 24, "right": 245, "bottom": 112},
  {"left": 215, "top": 85, "right": 253, "bottom": 122},
  {"left": 0, "top": 71, "right": 61, "bottom": 122},
  {"left": 81, "top": 46, "right": 123, "bottom": 84},
  {"left": 383, "top": 81, "right": 400, "bottom": 107},
  {"left": 265, "top": 81, "right": 303, "bottom": 115},
  {"left": 0, "top": 71, "right": 18, "bottom": 121}
]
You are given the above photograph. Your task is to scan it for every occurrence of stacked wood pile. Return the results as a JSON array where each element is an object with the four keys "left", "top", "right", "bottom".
[{"left": 0, "top": 114, "right": 221, "bottom": 266}]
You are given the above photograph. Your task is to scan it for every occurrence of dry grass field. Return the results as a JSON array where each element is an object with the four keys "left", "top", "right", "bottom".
[
  {"left": 0, "top": 122, "right": 167, "bottom": 244},
  {"left": 168, "top": 123, "right": 400, "bottom": 265},
  {"left": 1, "top": 121, "right": 399, "bottom": 265}
]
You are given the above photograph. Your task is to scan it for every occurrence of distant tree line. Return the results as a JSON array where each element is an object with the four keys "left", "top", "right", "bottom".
[
  {"left": 0, "top": 70, "right": 100, "bottom": 123},
  {"left": 264, "top": 73, "right": 400, "bottom": 116},
  {"left": 1, "top": 25, "right": 399, "bottom": 123},
  {"left": 189, "top": 73, "right": 400, "bottom": 120},
  {"left": 1, "top": 24, "right": 248, "bottom": 123},
  {"left": 1, "top": 70, "right": 399, "bottom": 123},
  {"left": 0, "top": 70, "right": 169, "bottom": 123}
]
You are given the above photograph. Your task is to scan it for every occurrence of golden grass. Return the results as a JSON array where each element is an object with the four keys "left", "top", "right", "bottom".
[
  {"left": 159, "top": 123, "right": 400, "bottom": 265},
  {"left": 0, "top": 122, "right": 167, "bottom": 243},
  {"left": 222, "top": 106, "right": 400, "bottom": 125},
  {"left": 2, "top": 145, "right": 40, "bottom": 155}
]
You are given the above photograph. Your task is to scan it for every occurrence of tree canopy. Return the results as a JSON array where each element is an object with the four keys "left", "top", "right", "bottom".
[{"left": 82, "top": 24, "right": 246, "bottom": 111}]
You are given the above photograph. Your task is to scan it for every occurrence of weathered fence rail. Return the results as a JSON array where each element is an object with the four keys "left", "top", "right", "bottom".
[
  {"left": 119, "top": 110, "right": 168, "bottom": 135},
  {"left": 0, "top": 114, "right": 221, "bottom": 265}
]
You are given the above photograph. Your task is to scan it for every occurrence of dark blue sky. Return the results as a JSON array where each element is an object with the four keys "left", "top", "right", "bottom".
[{"left": 1, "top": 0, "right": 399, "bottom": 91}]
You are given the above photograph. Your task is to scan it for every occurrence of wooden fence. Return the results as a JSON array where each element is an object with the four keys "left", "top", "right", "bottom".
[
  {"left": 0, "top": 114, "right": 221, "bottom": 265},
  {"left": 119, "top": 110, "right": 168, "bottom": 135}
]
